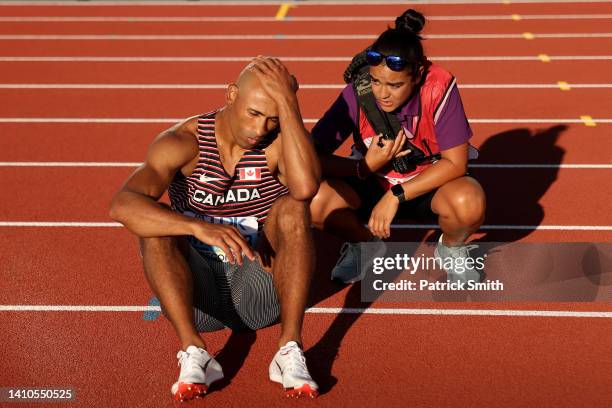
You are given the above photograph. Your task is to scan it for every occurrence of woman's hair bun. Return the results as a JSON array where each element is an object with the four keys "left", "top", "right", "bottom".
[{"left": 395, "top": 9, "right": 425, "bottom": 35}]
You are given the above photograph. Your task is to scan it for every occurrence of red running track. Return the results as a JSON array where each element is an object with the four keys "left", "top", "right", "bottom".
[{"left": 0, "top": 2, "right": 611, "bottom": 407}]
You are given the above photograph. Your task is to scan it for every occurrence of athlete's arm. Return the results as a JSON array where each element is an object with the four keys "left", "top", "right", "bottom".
[
  {"left": 310, "top": 86, "right": 357, "bottom": 177},
  {"left": 108, "top": 118, "right": 255, "bottom": 264},
  {"left": 368, "top": 143, "right": 468, "bottom": 239},
  {"left": 251, "top": 57, "right": 321, "bottom": 200}
]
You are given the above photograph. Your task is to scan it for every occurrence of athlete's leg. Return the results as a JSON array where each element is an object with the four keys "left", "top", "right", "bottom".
[
  {"left": 310, "top": 178, "right": 372, "bottom": 243},
  {"left": 139, "top": 236, "right": 206, "bottom": 350},
  {"left": 431, "top": 176, "right": 486, "bottom": 245},
  {"left": 261, "top": 194, "right": 316, "bottom": 349}
]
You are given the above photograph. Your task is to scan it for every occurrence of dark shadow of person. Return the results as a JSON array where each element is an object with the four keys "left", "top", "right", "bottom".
[
  {"left": 466, "top": 125, "right": 583, "bottom": 302},
  {"left": 473, "top": 124, "right": 567, "bottom": 243},
  {"left": 305, "top": 218, "right": 427, "bottom": 394},
  {"left": 306, "top": 125, "right": 570, "bottom": 393},
  {"left": 208, "top": 330, "right": 257, "bottom": 393}
]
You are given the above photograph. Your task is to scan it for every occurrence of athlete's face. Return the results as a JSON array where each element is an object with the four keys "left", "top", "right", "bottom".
[
  {"left": 226, "top": 81, "right": 279, "bottom": 149},
  {"left": 369, "top": 64, "right": 423, "bottom": 113}
]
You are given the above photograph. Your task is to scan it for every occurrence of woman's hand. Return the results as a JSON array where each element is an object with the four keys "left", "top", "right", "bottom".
[
  {"left": 368, "top": 191, "right": 400, "bottom": 239},
  {"left": 363, "top": 129, "right": 411, "bottom": 174}
]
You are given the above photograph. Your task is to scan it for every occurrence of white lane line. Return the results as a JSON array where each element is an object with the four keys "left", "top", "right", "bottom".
[
  {"left": 2, "top": 33, "right": 612, "bottom": 40},
  {"left": 0, "top": 118, "right": 181, "bottom": 123},
  {"left": 469, "top": 164, "right": 612, "bottom": 169},
  {"left": 433, "top": 14, "right": 612, "bottom": 20},
  {"left": 3, "top": 34, "right": 380, "bottom": 41},
  {"left": 469, "top": 119, "right": 612, "bottom": 123},
  {"left": 1, "top": 118, "right": 612, "bottom": 124},
  {"left": 0, "top": 222, "right": 122, "bottom": 227},
  {"left": 1, "top": 162, "right": 611, "bottom": 169},
  {"left": 1, "top": 55, "right": 612, "bottom": 62},
  {"left": 0, "top": 83, "right": 346, "bottom": 89},
  {"left": 0, "top": 221, "right": 611, "bottom": 231},
  {"left": 3, "top": 0, "right": 612, "bottom": 5},
  {"left": 460, "top": 84, "right": 612, "bottom": 89},
  {"left": 0, "top": 56, "right": 352, "bottom": 62},
  {"left": 307, "top": 308, "right": 612, "bottom": 318},
  {"left": 2, "top": 14, "right": 612, "bottom": 22},
  {"left": 391, "top": 225, "right": 612, "bottom": 231},
  {"left": 0, "top": 162, "right": 143, "bottom": 167},
  {"left": 3, "top": 83, "right": 612, "bottom": 89},
  {"left": 0, "top": 304, "right": 610, "bottom": 318}
]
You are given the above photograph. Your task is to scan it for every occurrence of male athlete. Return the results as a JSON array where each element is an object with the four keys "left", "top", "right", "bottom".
[{"left": 109, "top": 57, "right": 321, "bottom": 400}]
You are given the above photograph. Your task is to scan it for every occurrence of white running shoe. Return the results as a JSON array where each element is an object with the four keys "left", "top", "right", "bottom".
[
  {"left": 269, "top": 341, "right": 319, "bottom": 398},
  {"left": 171, "top": 345, "right": 224, "bottom": 401},
  {"left": 434, "top": 235, "right": 481, "bottom": 284},
  {"left": 331, "top": 237, "right": 386, "bottom": 284}
]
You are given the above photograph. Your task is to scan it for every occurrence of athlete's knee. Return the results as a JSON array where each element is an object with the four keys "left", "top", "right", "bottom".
[{"left": 274, "top": 196, "right": 310, "bottom": 234}]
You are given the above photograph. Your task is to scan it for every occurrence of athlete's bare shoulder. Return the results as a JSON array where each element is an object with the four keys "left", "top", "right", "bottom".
[
  {"left": 159, "top": 115, "right": 199, "bottom": 151},
  {"left": 146, "top": 115, "right": 200, "bottom": 169}
]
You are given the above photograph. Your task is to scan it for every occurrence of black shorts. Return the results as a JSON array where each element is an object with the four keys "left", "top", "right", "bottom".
[{"left": 343, "top": 175, "right": 438, "bottom": 222}]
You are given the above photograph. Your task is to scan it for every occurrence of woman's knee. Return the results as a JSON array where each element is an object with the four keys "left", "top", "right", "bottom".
[
  {"left": 310, "top": 179, "right": 361, "bottom": 227},
  {"left": 434, "top": 178, "right": 486, "bottom": 226}
]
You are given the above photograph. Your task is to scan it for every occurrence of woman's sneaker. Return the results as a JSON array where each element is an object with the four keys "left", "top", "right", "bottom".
[
  {"left": 434, "top": 235, "right": 481, "bottom": 284},
  {"left": 331, "top": 237, "right": 386, "bottom": 284},
  {"left": 269, "top": 341, "right": 319, "bottom": 398},
  {"left": 171, "top": 345, "right": 224, "bottom": 401}
]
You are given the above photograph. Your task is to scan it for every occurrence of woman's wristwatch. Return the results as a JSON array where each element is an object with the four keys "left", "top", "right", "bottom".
[{"left": 390, "top": 184, "right": 407, "bottom": 203}]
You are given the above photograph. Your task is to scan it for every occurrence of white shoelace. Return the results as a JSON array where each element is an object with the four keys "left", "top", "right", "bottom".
[
  {"left": 281, "top": 346, "right": 311, "bottom": 379},
  {"left": 177, "top": 349, "right": 203, "bottom": 369},
  {"left": 448, "top": 244, "right": 480, "bottom": 259},
  {"left": 439, "top": 241, "right": 478, "bottom": 258}
]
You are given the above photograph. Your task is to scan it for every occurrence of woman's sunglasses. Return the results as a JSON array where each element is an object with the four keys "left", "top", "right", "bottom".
[{"left": 365, "top": 50, "right": 407, "bottom": 71}]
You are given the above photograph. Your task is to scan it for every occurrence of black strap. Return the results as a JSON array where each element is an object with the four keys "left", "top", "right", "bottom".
[
  {"left": 345, "top": 51, "right": 476, "bottom": 168},
  {"left": 351, "top": 65, "right": 440, "bottom": 170}
]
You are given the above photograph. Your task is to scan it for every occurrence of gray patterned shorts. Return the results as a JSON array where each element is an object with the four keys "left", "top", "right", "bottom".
[{"left": 186, "top": 244, "right": 280, "bottom": 332}]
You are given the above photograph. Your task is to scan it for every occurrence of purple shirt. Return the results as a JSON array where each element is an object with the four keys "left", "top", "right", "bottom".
[{"left": 312, "top": 83, "right": 472, "bottom": 155}]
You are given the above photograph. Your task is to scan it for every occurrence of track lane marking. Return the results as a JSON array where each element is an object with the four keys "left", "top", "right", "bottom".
[
  {"left": 4, "top": 0, "right": 612, "bottom": 5},
  {"left": 2, "top": 118, "right": 612, "bottom": 124},
  {"left": 2, "top": 33, "right": 612, "bottom": 40},
  {"left": 3, "top": 83, "right": 612, "bottom": 89},
  {"left": 275, "top": 3, "right": 294, "bottom": 20},
  {"left": 3, "top": 55, "right": 612, "bottom": 62},
  {"left": 0, "top": 305, "right": 610, "bottom": 318},
  {"left": 1, "top": 162, "right": 611, "bottom": 169},
  {"left": 1, "top": 222, "right": 611, "bottom": 230},
  {"left": 557, "top": 81, "right": 571, "bottom": 90},
  {"left": 580, "top": 115, "right": 597, "bottom": 126},
  {"left": 3, "top": 14, "right": 612, "bottom": 22}
]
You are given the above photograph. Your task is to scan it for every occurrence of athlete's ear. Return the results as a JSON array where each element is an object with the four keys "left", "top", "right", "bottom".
[{"left": 226, "top": 83, "right": 239, "bottom": 105}]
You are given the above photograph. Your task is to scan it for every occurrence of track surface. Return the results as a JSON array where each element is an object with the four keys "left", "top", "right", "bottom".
[{"left": 0, "top": 1, "right": 611, "bottom": 407}]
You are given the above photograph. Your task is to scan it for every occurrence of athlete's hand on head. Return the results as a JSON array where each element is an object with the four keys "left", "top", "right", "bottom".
[
  {"left": 368, "top": 191, "right": 400, "bottom": 239},
  {"left": 250, "top": 56, "right": 299, "bottom": 100},
  {"left": 191, "top": 221, "right": 255, "bottom": 265},
  {"left": 363, "top": 129, "right": 411, "bottom": 173}
]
